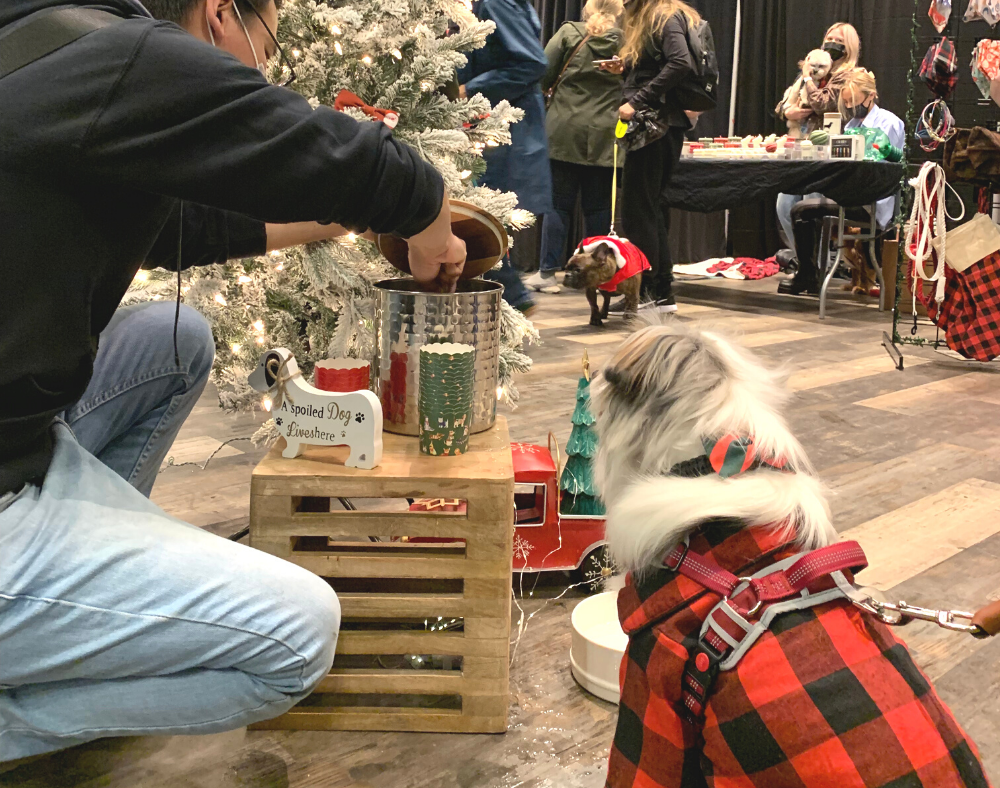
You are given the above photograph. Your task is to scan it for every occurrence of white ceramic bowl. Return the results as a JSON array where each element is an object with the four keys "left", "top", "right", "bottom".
[{"left": 570, "top": 590, "right": 628, "bottom": 703}]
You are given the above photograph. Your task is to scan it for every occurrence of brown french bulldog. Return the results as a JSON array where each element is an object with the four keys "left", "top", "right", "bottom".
[{"left": 563, "top": 242, "right": 642, "bottom": 327}]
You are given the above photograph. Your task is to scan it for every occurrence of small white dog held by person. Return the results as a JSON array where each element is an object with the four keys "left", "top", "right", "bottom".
[{"left": 779, "top": 48, "right": 834, "bottom": 138}]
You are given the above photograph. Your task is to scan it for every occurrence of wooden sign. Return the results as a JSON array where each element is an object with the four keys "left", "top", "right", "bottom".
[{"left": 248, "top": 348, "right": 383, "bottom": 469}]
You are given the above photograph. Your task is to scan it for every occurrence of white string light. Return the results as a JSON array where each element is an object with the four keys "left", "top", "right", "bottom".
[
  {"left": 230, "top": 343, "right": 242, "bottom": 353},
  {"left": 133, "top": 270, "right": 149, "bottom": 282},
  {"left": 238, "top": 275, "right": 252, "bottom": 284},
  {"left": 213, "top": 293, "right": 228, "bottom": 306},
  {"left": 291, "top": 48, "right": 301, "bottom": 59},
  {"left": 391, "top": 49, "right": 402, "bottom": 60},
  {"left": 361, "top": 55, "right": 373, "bottom": 66},
  {"left": 334, "top": 41, "right": 343, "bottom": 55},
  {"left": 330, "top": 24, "right": 341, "bottom": 34},
  {"left": 262, "top": 396, "right": 272, "bottom": 412},
  {"left": 460, "top": 169, "right": 472, "bottom": 179}
]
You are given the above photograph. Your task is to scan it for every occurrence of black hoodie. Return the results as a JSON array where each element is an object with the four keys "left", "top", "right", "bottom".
[{"left": 0, "top": 1, "right": 445, "bottom": 495}]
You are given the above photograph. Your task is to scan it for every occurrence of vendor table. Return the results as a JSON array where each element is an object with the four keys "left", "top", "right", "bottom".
[
  {"left": 662, "top": 159, "right": 905, "bottom": 213},
  {"left": 662, "top": 159, "right": 905, "bottom": 318},
  {"left": 249, "top": 419, "right": 515, "bottom": 733}
]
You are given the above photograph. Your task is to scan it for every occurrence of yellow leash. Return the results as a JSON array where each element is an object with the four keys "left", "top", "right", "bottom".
[{"left": 610, "top": 119, "right": 628, "bottom": 237}]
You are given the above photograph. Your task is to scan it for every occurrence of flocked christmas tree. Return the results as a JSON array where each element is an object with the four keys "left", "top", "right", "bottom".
[
  {"left": 559, "top": 351, "right": 605, "bottom": 516},
  {"left": 127, "top": 0, "right": 538, "bottom": 441}
]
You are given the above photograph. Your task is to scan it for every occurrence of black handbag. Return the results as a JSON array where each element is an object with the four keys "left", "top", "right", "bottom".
[{"left": 619, "top": 108, "right": 670, "bottom": 152}]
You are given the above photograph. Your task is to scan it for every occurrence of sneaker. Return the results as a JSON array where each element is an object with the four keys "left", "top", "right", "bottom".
[
  {"left": 638, "top": 295, "right": 677, "bottom": 314},
  {"left": 655, "top": 295, "right": 678, "bottom": 313},
  {"left": 525, "top": 270, "right": 561, "bottom": 294}
]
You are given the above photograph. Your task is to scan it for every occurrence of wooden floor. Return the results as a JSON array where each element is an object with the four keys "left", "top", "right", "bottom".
[{"left": 5, "top": 276, "right": 1000, "bottom": 787}]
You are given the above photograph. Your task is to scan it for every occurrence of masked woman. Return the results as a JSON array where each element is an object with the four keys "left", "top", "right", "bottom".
[{"left": 776, "top": 22, "right": 862, "bottom": 294}]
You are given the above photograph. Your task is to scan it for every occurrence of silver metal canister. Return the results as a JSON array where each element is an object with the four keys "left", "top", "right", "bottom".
[{"left": 374, "top": 278, "right": 503, "bottom": 435}]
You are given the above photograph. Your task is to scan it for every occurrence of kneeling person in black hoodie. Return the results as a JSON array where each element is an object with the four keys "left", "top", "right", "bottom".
[{"left": 0, "top": 0, "right": 464, "bottom": 761}]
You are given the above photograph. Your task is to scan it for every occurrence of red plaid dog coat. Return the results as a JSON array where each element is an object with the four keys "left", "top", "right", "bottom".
[{"left": 606, "top": 521, "right": 990, "bottom": 788}]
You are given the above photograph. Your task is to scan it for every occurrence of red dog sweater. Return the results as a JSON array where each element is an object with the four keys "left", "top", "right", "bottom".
[{"left": 577, "top": 236, "right": 651, "bottom": 293}]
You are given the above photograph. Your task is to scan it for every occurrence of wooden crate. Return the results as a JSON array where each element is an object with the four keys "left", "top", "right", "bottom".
[{"left": 249, "top": 419, "right": 515, "bottom": 733}]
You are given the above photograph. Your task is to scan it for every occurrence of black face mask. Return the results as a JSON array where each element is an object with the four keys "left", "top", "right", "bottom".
[
  {"left": 823, "top": 42, "right": 847, "bottom": 61},
  {"left": 846, "top": 99, "right": 872, "bottom": 122}
]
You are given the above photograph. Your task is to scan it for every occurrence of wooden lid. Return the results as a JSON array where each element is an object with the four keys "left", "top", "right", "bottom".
[{"left": 376, "top": 199, "right": 508, "bottom": 280}]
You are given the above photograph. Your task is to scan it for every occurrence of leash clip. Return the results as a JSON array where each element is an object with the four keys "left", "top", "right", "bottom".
[{"left": 856, "top": 597, "right": 988, "bottom": 638}]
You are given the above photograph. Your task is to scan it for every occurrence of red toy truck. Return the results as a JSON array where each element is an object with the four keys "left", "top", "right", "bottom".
[
  {"left": 509, "top": 441, "right": 607, "bottom": 575},
  {"left": 407, "top": 441, "right": 607, "bottom": 576}
]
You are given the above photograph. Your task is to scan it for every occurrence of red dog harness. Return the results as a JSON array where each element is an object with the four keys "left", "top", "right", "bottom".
[{"left": 663, "top": 538, "right": 869, "bottom": 723}]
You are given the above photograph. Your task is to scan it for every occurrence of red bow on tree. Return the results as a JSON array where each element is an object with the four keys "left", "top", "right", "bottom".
[{"left": 333, "top": 89, "right": 399, "bottom": 129}]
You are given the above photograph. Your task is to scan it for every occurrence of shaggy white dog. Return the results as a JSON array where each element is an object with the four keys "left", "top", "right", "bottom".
[{"left": 590, "top": 319, "right": 836, "bottom": 578}]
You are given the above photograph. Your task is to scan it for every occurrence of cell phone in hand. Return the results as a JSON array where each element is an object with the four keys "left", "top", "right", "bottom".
[{"left": 593, "top": 59, "right": 618, "bottom": 66}]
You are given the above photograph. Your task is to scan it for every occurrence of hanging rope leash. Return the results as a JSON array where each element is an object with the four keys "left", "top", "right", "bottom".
[{"left": 904, "top": 161, "right": 965, "bottom": 312}]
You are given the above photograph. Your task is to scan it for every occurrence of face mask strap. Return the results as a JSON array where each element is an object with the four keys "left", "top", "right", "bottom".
[{"left": 232, "top": 2, "right": 266, "bottom": 75}]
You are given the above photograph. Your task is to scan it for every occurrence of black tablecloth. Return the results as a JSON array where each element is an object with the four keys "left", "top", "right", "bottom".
[{"left": 662, "top": 159, "right": 905, "bottom": 213}]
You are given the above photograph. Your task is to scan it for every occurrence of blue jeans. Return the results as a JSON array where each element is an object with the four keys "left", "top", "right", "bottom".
[
  {"left": 0, "top": 302, "right": 340, "bottom": 760},
  {"left": 538, "top": 161, "right": 614, "bottom": 274},
  {"left": 485, "top": 253, "right": 534, "bottom": 311},
  {"left": 776, "top": 192, "right": 823, "bottom": 258}
]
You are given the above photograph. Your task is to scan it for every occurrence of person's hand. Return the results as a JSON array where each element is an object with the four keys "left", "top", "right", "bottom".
[
  {"left": 972, "top": 600, "right": 1000, "bottom": 637},
  {"left": 684, "top": 110, "right": 702, "bottom": 127},
  {"left": 407, "top": 196, "right": 467, "bottom": 293},
  {"left": 598, "top": 56, "right": 624, "bottom": 75},
  {"left": 458, "top": 84, "right": 467, "bottom": 99},
  {"left": 619, "top": 102, "right": 636, "bottom": 121},
  {"left": 784, "top": 106, "right": 812, "bottom": 121}
]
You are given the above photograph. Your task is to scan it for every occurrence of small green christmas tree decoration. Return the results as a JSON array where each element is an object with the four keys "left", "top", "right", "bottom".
[{"left": 560, "top": 351, "right": 605, "bottom": 516}]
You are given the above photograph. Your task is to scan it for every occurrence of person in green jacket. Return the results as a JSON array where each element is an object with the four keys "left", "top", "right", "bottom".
[{"left": 526, "top": 0, "right": 623, "bottom": 294}]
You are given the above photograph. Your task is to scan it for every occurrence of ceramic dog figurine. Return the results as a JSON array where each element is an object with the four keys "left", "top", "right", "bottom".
[{"left": 563, "top": 236, "right": 651, "bottom": 327}]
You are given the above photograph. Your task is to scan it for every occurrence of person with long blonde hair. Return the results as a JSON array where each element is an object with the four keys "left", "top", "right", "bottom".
[
  {"left": 777, "top": 22, "right": 863, "bottom": 295},
  {"left": 601, "top": 0, "right": 699, "bottom": 313},
  {"left": 528, "top": 0, "right": 624, "bottom": 293}
]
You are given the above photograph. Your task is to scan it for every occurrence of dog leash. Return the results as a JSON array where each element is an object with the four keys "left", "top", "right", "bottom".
[{"left": 610, "top": 120, "right": 627, "bottom": 237}]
